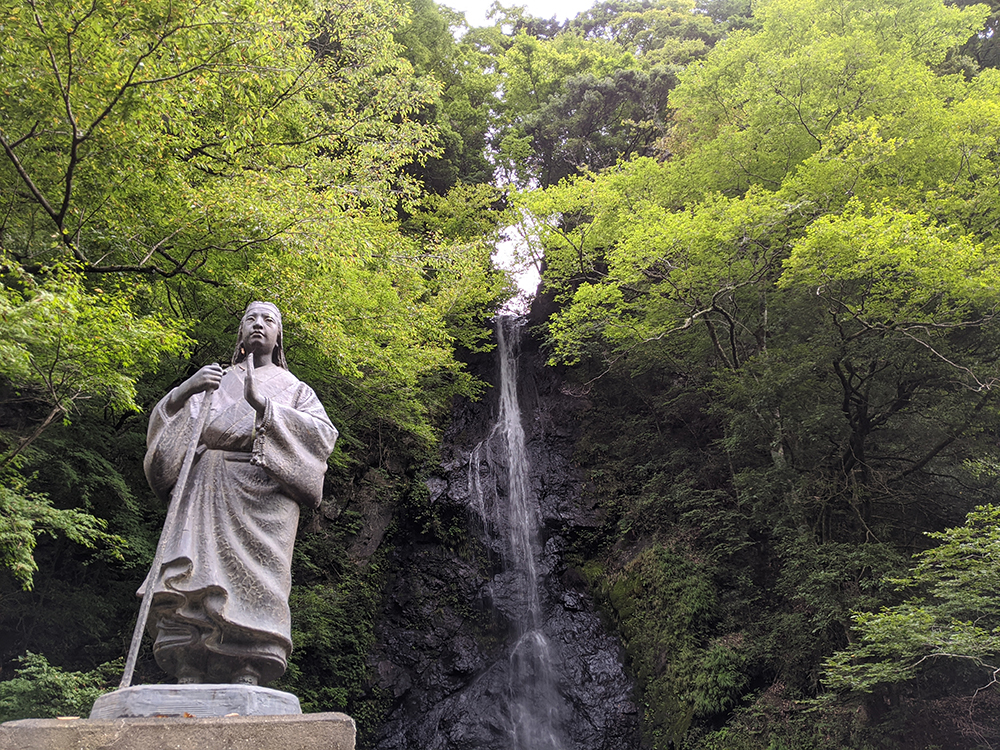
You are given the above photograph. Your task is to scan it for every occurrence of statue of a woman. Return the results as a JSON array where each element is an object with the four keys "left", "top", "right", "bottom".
[{"left": 140, "top": 302, "right": 337, "bottom": 686}]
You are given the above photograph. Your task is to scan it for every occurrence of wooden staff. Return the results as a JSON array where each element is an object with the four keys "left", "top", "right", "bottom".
[{"left": 119, "top": 388, "right": 216, "bottom": 689}]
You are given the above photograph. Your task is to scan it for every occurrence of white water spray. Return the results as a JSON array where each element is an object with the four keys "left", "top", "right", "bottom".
[{"left": 468, "top": 317, "right": 566, "bottom": 750}]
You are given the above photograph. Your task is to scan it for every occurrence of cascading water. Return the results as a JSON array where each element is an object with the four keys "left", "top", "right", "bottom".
[
  {"left": 372, "top": 313, "right": 639, "bottom": 750},
  {"left": 468, "top": 316, "right": 567, "bottom": 750}
]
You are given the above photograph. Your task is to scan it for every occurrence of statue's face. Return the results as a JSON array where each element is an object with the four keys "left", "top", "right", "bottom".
[{"left": 241, "top": 303, "right": 281, "bottom": 357}]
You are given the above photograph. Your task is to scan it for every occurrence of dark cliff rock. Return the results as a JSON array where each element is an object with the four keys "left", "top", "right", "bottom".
[{"left": 371, "top": 321, "right": 639, "bottom": 750}]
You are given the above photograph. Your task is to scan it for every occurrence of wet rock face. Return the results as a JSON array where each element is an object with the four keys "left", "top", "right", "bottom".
[{"left": 372, "top": 323, "right": 639, "bottom": 750}]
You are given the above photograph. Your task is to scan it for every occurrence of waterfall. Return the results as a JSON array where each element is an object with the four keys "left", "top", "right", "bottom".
[
  {"left": 372, "top": 312, "right": 638, "bottom": 750},
  {"left": 468, "top": 316, "right": 567, "bottom": 750}
]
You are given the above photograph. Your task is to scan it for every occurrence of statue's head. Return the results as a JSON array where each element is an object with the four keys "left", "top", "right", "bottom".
[{"left": 232, "top": 301, "right": 288, "bottom": 369}]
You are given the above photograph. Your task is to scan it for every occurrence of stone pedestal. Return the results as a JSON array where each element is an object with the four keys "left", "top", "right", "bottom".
[
  {"left": 0, "top": 712, "right": 355, "bottom": 750},
  {"left": 89, "top": 684, "right": 301, "bottom": 719}
]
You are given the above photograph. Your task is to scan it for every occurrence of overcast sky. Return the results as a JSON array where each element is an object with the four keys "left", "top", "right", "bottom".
[{"left": 441, "top": 0, "right": 598, "bottom": 28}]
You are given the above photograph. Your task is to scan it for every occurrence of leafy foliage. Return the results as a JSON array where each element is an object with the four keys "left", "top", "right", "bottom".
[
  {"left": 0, "top": 0, "right": 510, "bottom": 724},
  {"left": 474, "top": 0, "right": 733, "bottom": 188},
  {"left": 5, "top": 0, "right": 1000, "bottom": 747},
  {"left": 0, "top": 469, "right": 125, "bottom": 590},
  {"left": 527, "top": 0, "right": 1000, "bottom": 745},
  {"left": 0, "top": 652, "right": 121, "bottom": 721},
  {"left": 0, "top": 272, "right": 186, "bottom": 470},
  {"left": 394, "top": 0, "right": 498, "bottom": 191},
  {"left": 0, "top": 0, "right": 512, "bottom": 587},
  {"left": 824, "top": 505, "right": 1000, "bottom": 694},
  {"left": 600, "top": 543, "right": 748, "bottom": 746}
]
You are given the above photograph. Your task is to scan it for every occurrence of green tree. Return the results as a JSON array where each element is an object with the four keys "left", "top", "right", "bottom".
[
  {"left": 0, "top": 0, "right": 512, "bottom": 590},
  {"left": 394, "top": 0, "right": 499, "bottom": 192},
  {"left": 481, "top": 0, "right": 728, "bottom": 188},
  {"left": 0, "top": 4, "right": 511, "bottom": 730},
  {"left": 824, "top": 504, "right": 1000, "bottom": 695},
  {"left": 0, "top": 273, "right": 180, "bottom": 589},
  {"left": 523, "top": 0, "right": 1000, "bottom": 745},
  {"left": 668, "top": 0, "right": 989, "bottom": 194},
  {"left": 0, "top": 652, "right": 120, "bottom": 721}
]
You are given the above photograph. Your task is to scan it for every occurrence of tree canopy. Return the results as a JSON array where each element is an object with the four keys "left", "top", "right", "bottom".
[
  {"left": 0, "top": 0, "right": 514, "bottom": 582},
  {"left": 519, "top": 0, "right": 1000, "bottom": 745},
  {"left": 5, "top": 0, "right": 1000, "bottom": 745}
]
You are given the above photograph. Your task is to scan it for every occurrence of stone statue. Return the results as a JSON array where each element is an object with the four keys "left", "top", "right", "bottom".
[{"left": 140, "top": 302, "right": 338, "bottom": 686}]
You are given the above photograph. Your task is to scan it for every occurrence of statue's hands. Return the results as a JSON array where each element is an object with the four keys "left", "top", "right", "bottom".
[
  {"left": 244, "top": 355, "right": 266, "bottom": 416},
  {"left": 188, "top": 363, "right": 225, "bottom": 395},
  {"left": 166, "top": 363, "right": 223, "bottom": 415}
]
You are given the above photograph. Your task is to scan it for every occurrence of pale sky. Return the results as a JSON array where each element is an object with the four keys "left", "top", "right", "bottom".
[{"left": 443, "top": 0, "right": 598, "bottom": 29}]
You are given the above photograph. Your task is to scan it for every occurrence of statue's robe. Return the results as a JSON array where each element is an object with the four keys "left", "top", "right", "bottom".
[{"left": 141, "top": 364, "right": 337, "bottom": 683}]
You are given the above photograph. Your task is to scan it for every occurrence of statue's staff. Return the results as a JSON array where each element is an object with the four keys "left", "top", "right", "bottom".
[{"left": 119, "top": 385, "right": 218, "bottom": 689}]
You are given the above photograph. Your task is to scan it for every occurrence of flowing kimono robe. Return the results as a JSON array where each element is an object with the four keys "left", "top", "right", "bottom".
[{"left": 142, "top": 364, "right": 337, "bottom": 684}]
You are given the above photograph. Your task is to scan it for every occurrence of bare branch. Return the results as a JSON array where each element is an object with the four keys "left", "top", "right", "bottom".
[
  {"left": 891, "top": 326, "right": 997, "bottom": 392},
  {"left": 0, "top": 403, "right": 66, "bottom": 474},
  {"left": 0, "top": 130, "right": 61, "bottom": 227},
  {"left": 6, "top": 121, "right": 41, "bottom": 150}
]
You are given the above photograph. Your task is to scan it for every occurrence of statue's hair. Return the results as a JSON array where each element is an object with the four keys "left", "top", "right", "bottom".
[{"left": 232, "top": 301, "right": 288, "bottom": 369}]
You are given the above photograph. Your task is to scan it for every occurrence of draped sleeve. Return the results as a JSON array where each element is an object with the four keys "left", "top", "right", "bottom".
[
  {"left": 144, "top": 389, "right": 209, "bottom": 504},
  {"left": 250, "top": 381, "right": 338, "bottom": 509}
]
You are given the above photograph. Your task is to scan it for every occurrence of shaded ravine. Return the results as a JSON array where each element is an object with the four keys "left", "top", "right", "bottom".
[{"left": 373, "top": 316, "right": 638, "bottom": 750}]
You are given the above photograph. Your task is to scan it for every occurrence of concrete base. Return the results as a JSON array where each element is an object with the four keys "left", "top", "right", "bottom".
[
  {"left": 0, "top": 712, "right": 355, "bottom": 750},
  {"left": 89, "top": 684, "right": 301, "bottom": 719}
]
